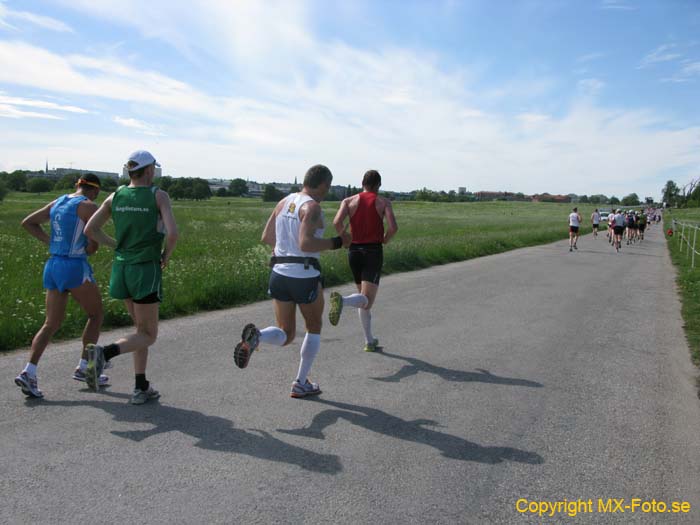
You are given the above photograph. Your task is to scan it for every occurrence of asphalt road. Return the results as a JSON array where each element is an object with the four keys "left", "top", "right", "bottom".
[{"left": 2, "top": 224, "right": 699, "bottom": 524}]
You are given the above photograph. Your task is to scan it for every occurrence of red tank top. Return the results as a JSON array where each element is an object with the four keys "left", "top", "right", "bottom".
[{"left": 350, "top": 192, "right": 384, "bottom": 244}]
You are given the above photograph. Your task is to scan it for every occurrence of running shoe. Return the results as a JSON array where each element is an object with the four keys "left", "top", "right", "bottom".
[
  {"left": 72, "top": 368, "right": 109, "bottom": 386},
  {"left": 14, "top": 372, "right": 43, "bottom": 398},
  {"left": 328, "top": 291, "right": 343, "bottom": 326},
  {"left": 130, "top": 385, "right": 161, "bottom": 405},
  {"left": 364, "top": 338, "right": 380, "bottom": 352},
  {"left": 569, "top": 247, "right": 573, "bottom": 252},
  {"left": 85, "top": 343, "right": 105, "bottom": 391},
  {"left": 234, "top": 323, "right": 260, "bottom": 369},
  {"left": 573, "top": 244, "right": 577, "bottom": 250},
  {"left": 290, "top": 379, "right": 322, "bottom": 399}
]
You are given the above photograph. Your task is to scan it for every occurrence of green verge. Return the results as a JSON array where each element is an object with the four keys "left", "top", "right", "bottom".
[
  {"left": 1, "top": 192, "right": 601, "bottom": 351},
  {"left": 665, "top": 209, "right": 700, "bottom": 366}
]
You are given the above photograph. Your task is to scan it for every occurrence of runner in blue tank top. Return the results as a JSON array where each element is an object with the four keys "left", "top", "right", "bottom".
[{"left": 14, "top": 174, "right": 106, "bottom": 398}]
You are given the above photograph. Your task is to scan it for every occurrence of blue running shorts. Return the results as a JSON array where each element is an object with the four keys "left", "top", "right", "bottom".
[{"left": 43, "top": 257, "right": 95, "bottom": 293}]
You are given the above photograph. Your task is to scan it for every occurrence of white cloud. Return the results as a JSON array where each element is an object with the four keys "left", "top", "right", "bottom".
[
  {"left": 577, "top": 78, "right": 605, "bottom": 96},
  {"left": 0, "top": 2, "right": 73, "bottom": 33},
  {"left": 638, "top": 44, "right": 682, "bottom": 69},
  {"left": 113, "top": 116, "right": 164, "bottom": 136},
  {"left": 0, "top": 103, "right": 64, "bottom": 119},
  {"left": 0, "top": 94, "right": 87, "bottom": 113},
  {"left": 600, "top": 0, "right": 636, "bottom": 10},
  {"left": 576, "top": 52, "right": 605, "bottom": 63}
]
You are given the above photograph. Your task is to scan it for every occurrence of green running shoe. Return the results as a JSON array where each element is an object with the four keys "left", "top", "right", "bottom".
[
  {"left": 328, "top": 291, "right": 343, "bottom": 326},
  {"left": 364, "top": 338, "right": 379, "bottom": 352}
]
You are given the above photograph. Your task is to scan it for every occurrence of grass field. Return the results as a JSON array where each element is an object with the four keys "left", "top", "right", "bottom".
[
  {"left": 0, "top": 191, "right": 601, "bottom": 351},
  {"left": 665, "top": 208, "right": 700, "bottom": 366}
]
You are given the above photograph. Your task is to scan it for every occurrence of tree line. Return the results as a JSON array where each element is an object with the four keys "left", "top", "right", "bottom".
[{"left": 662, "top": 179, "right": 700, "bottom": 208}]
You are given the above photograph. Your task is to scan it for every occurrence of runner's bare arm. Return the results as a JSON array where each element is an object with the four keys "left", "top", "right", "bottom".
[
  {"left": 156, "top": 190, "right": 179, "bottom": 269},
  {"left": 332, "top": 198, "right": 351, "bottom": 235},
  {"left": 299, "top": 201, "right": 351, "bottom": 251},
  {"left": 77, "top": 200, "right": 100, "bottom": 255},
  {"left": 84, "top": 193, "right": 117, "bottom": 249},
  {"left": 261, "top": 200, "right": 284, "bottom": 247},
  {"left": 382, "top": 199, "right": 398, "bottom": 244},
  {"left": 21, "top": 200, "right": 55, "bottom": 245}
]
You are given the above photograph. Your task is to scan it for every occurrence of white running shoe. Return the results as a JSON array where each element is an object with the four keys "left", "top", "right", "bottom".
[
  {"left": 130, "top": 386, "right": 161, "bottom": 405},
  {"left": 72, "top": 368, "right": 109, "bottom": 386},
  {"left": 290, "top": 379, "right": 322, "bottom": 399},
  {"left": 15, "top": 372, "right": 44, "bottom": 398}
]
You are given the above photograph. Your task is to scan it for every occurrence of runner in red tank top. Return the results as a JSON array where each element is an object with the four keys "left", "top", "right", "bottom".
[{"left": 329, "top": 170, "right": 399, "bottom": 352}]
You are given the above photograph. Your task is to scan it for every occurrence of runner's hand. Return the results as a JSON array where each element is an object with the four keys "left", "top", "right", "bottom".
[
  {"left": 160, "top": 253, "right": 170, "bottom": 270},
  {"left": 341, "top": 231, "right": 352, "bottom": 248}
]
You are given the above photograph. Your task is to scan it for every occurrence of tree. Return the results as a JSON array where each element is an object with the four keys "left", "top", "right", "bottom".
[
  {"left": 0, "top": 181, "right": 7, "bottom": 202},
  {"left": 662, "top": 180, "right": 680, "bottom": 207},
  {"left": 4, "top": 171, "right": 27, "bottom": 191},
  {"left": 101, "top": 177, "right": 118, "bottom": 192},
  {"left": 645, "top": 197, "right": 654, "bottom": 205},
  {"left": 191, "top": 178, "right": 212, "bottom": 200},
  {"left": 229, "top": 178, "right": 248, "bottom": 197},
  {"left": 578, "top": 195, "right": 589, "bottom": 203},
  {"left": 157, "top": 176, "right": 173, "bottom": 191},
  {"left": 589, "top": 194, "right": 607, "bottom": 204},
  {"left": 215, "top": 187, "right": 229, "bottom": 197},
  {"left": 262, "top": 184, "right": 284, "bottom": 202},
  {"left": 610, "top": 196, "right": 620, "bottom": 205},
  {"left": 54, "top": 172, "right": 79, "bottom": 190},
  {"left": 621, "top": 193, "right": 640, "bottom": 206},
  {"left": 27, "top": 177, "right": 54, "bottom": 193},
  {"left": 290, "top": 185, "right": 300, "bottom": 193}
]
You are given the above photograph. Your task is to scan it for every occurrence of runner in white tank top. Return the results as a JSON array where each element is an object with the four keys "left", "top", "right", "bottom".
[
  {"left": 234, "top": 165, "right": 351, "bottom": 399},
  {"left": 568, "top": 207, "right": 582, "bottom": 252}
]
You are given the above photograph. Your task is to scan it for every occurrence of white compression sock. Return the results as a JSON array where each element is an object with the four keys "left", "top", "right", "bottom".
[
  {"left": 259, "top": 326, "right": 287, "bottom": 346},
  {"left": 296, "top": 333, "right": 321, "bottom": 384},
  {"left": 359, "top": 308, "right": 374, "bottom": 344},
  {"left": 342, "top": 293, "right": 369, "bottom": 309},
  {"left": 23, "top": 363, "right": 37, "bottom": 378}
]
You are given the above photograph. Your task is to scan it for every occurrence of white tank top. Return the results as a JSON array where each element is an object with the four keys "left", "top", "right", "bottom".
[
  {"left": 569, "top": 213, "right": 580, "bottom": 227},
  {"left": 273, "top": 193, "right": 324, "bottom": 278}
]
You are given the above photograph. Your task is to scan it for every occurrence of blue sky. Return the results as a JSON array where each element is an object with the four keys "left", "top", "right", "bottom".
[{"left": 0, "top": 0, "right": 699, "bottom": 199}]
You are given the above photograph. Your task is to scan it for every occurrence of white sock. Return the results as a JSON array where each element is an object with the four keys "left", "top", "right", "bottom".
[
  {"left": 78, "top": 358, "right": 88, "bottom": 371},
  {"left": 359, "top": 308, "right": 374, "bottom": 344},
  {"left": 295, "top": 333, "right": 321, "bottom": 384},
  {"left": 342, "top": 293, "right": 368, "bottom": 309},
  {"left": 258, "top": 326, "right": 287, "bottom": 346},
  {"left": 23, "top": 363, "right": 37, "bottom": 378}
]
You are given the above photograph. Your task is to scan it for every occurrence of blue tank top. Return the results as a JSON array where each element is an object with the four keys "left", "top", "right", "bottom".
[{"left": 49, "top": 194, "right": 89, "bottom": 258}]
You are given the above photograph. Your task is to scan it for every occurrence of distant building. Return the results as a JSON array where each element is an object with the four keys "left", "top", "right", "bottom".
[
  {"left": 32, "top": 167, "right": 120, "bottom": 181},
  {"left": 458, "top": 187, "right": 466, "bottom": 195}
]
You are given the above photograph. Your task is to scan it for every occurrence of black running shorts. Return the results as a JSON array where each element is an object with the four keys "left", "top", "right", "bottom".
[
  {"left": 614, "top": 226, "right": 624, "bottom": 235},
  {"left": 348, "top": 243, "right": 383, "bottom": 285},
  {"left": 268, "top": 271, "right": 321, "bottom": 304},
  {"left": 569, "top": 226, "right": 579, "bottom": 233}
]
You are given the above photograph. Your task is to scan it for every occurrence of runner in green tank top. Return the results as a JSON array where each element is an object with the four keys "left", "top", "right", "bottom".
[{"left": 85, "top": 150, "right": 179, "bottom": 404}]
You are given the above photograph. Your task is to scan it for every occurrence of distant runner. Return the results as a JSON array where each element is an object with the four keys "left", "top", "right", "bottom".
[
  {"left": 329, "top": 170, "right": 399, "bottom": 352},
  {"left": 638, "top": 211, "right": 647, "bottom": 241},
  {"left": 233, "top": 165, "right": 351, "bottom": 398},
  {"left": 591, "top": 209, "right": 601, "bottom": 238},
  {"left": 14, "top": 174, "right": 105, "bottom": 398},
  {"left": 569, "top": 207, "right": 582, "bottom": 252},
  {"left": 84, "top": 150, "right": 179, "bottom": 404},
  {"left": 612, "top": 209, "right": 625, "bottom": 252}
]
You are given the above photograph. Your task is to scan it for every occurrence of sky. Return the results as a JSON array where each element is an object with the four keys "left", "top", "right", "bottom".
[{"left": 0, "top": 0, "right": 699, "bottom": 199}]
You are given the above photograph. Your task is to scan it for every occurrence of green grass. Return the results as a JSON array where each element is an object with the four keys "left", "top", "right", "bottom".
[
  {"left": 1, "top": 191, "right": 599, "bottom": 351},
  {"left": 665, "top": 209, "right": 700, "bottom": 366}
]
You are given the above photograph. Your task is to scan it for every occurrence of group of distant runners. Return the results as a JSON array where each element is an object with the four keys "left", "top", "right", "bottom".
[
  {"left": 568, "top": 206, "right": 661, "bottom": 253},
  {"left": 14, "top": 153, "right": 398, "bottom": 403}
]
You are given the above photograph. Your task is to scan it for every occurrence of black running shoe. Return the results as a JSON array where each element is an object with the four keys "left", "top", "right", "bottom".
[{"left": 234, "top": 323, "right": 260, "bottom": 369}]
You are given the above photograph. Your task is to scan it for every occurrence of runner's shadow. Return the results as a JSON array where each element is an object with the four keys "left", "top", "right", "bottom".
[
  {"left": 278, "top": 398, "right": 543, "bottom": 465},
  {"left": 38, "top": 393, "right": 341, "bottom": 474},
  {"left": 371, "top": 351, "right": 543, "bottom": 387}
]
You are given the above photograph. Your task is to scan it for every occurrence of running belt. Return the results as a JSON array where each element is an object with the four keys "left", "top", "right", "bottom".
[{"left": 270, "top": 256, "right": 321, "bottom": 271}]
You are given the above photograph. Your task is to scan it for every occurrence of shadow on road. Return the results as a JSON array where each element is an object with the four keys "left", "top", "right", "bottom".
[
  {"left": 278, "top": 398, "right": 544, "bottom": 465},
  {"left": 371, "top": 351, "right": 543, "bottom": 388},
  {"left": 35, "top": 392, "right": 341, "bottom": 474}
]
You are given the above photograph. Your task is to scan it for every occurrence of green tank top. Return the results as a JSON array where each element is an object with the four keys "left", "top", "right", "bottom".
[{"left": 112, "top": 185, "right": 164, "bottom": 264}]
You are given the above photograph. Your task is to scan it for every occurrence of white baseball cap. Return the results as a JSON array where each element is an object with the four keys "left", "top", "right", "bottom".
[{"left": 127, "top": 150, "right": 160, "bottom": 172}]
